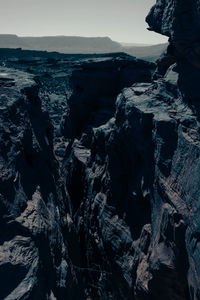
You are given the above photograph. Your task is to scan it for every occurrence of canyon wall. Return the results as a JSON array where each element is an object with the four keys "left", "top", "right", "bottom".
[
  {"left": 0, "top": 69, "right": 85, "bottom": 299},
  {"left": 60, "top": 1, "right": 200, "bottom": 299}
]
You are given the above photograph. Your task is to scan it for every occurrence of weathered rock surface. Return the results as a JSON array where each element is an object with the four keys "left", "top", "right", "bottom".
[
  {"left": 61, "top": 55, "right": 154, "bottom": 139},
  {"left": 146, "top": 0, "right": 200, "bottom": 69},
  {"left": 62, "top": 64, "right": 200, "bottom": 299},
  {"left": 0, "top": 68, "right": 84, "bottom": 299},
  {"left": 59, "top": 2, "right": 200, "bottom": 299}
]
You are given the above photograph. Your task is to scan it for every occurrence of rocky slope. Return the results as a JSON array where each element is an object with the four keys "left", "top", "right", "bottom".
[{"left": 1, "top": 1, "right": 200, "bottom": 299}]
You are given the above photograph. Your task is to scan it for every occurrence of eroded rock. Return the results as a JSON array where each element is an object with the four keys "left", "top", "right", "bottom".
[
  {"left": 146, "top": 0, "right": 200, "bottom": 69},
  {"left": 61, "top": 59, "right": 200, "bottom": 299},
  {"left": 0, "top": 68, "right": 84, "bottom": 299},
  {"left": 61, "top": 55, "right": 155, "bottom": 139}
]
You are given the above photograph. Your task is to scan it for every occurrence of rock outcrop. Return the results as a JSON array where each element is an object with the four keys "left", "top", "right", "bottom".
[
  {"left": 146, "top": 0, "right": 200, "bottom": 69},
  {"left": 0, "top": 68, "right": 84, "bottom": 299}
]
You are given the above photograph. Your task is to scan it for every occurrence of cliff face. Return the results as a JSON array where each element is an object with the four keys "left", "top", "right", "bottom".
[
  {"left": 1, "top": 1, "right": 200, "bottom": 300},
  {"left": 146, "top": 0, "right": 200, "bottom": 70},
  {"left": 146, "top": 0, "right": 200, "bottom": 40},
  {"left": 61, "top": 56, "right": 154, "bottom": 139},
  {"left": 60, "top": 1, "right": 200, "bottom": 299},
  {"left": 62, "top": 66, "right": 200, "bottom": 300},
  {"left": 0, "top": 68, "right": 84, "bottom": 299}
]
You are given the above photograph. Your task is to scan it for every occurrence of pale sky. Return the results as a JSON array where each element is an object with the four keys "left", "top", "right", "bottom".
[{"left": 0, "top": 0, "right": 167, "bottom": 44}]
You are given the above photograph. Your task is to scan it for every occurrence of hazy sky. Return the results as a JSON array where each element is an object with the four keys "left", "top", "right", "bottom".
[{"left": 0, "top": 0, "right": 167, "bottom": 44}]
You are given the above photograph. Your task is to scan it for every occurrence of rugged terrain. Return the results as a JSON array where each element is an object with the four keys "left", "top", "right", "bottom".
[{"left": 0, "top": 0, "right": 200, "bottom": 299}]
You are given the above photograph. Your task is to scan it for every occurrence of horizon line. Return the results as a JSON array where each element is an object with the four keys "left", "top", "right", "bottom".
[{"left": 0, "top": 33, "right": 167, "bottom": 46}]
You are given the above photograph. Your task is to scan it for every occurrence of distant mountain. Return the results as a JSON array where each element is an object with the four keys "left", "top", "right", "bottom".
[
  {"left": 0, "top": 35, "right": 28, "bottom": 48},
  {"left": 0, "top": 35, "right": 122, "bottom": 53},
  {"left": 0, "top": 34, "right": 167, "bottom": 61},
  {"left": 21, "top": 36, "right": 122, "bottom": 53}
]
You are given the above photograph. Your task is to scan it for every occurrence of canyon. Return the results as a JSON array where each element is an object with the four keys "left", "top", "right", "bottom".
[{"left": 0, "top": 0, "right": 200, "bottom": 299}]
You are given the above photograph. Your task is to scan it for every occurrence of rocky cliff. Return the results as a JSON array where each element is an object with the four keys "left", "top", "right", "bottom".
[
  {"left": 1, "top": 1, "right": 200, "bottom": 300},
  {"left": 60, "top": 1, "right": 200, "bottom": 299},
  {"left": 61, "top": 67, "right": 200, "bottom": 300},
  {"left": 0, "top": 68, "right": 85, "bottom": 299},
  {"left": 146, "top": 0, "right": 200, "bottom": 69}
]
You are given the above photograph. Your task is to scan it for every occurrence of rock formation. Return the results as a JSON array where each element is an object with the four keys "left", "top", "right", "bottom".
[
  {"left": 0, "top": 68, "right": 85, "bottom": 299},
  {"left": 61, "top": 56, "right": 154, "bottom": 139},
  {"left": 61, "top": 1, "right": 200, "bottom": 299},
  {"left": 61, "top": 66, "right": 199, "bottom": 300},
  {"left": 1, "top": 1, "right": 200, "bottom": 300},
  {"left": 147, "top": 0, "right": 200, "bottom": 69}
]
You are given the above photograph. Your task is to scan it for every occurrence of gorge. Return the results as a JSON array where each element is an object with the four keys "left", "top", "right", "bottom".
[{"left": 0, "top": 1, "right": 200, "bottom": 299}]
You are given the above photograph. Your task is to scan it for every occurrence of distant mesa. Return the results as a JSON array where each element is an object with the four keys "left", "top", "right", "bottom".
[
  {"left": 0, "top": 34, "right": 122, "bottom": 53},
  {"left": 0, "top": 34, "right": 167, "bottom": 61}
]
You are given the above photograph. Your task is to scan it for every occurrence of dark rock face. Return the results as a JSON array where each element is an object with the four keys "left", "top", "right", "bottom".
[
  {"left": 0, "top": 68, "right": 84, "bottom": 299},
  {"left": 146, "top": 0, "right": 200, "bottom": 40},
  {"left": 63, "top": 65, "right": 200, "bottom": 299},
  {"left": 59, "top": 2, "right": 200, "bottom": 299},
  {"left": 146, "top": 0, "right": 200, "bottom": 69},
  {"left": 61, "top": 56, "right": 154, "bottom": 139}
]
